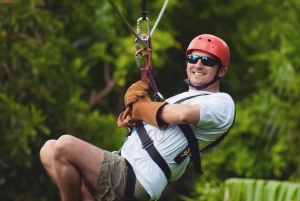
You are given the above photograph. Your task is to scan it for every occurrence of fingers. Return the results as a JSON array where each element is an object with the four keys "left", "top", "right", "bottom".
[
  {"left": 124, "top": 92, "right": 138, "bottom": 108},
  {"left": 124, "top": 80, "right": 150, "bottom": 108},
  {"left": 117, "top": 108, "right": 132, "bottom": 127},
  {"left": 135, "top": 80, "right": 149, "bottom": 90},
  {"left": 128, "top": 81, "right": 149, "bottom": 95}
]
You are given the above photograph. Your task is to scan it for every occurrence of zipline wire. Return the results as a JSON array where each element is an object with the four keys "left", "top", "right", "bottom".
[
  {"left": 107, "top": 0, "right": 147, "bottom": 46},
  {"left": 150, "top": 0, "right": 169, "bottom": 37},
  {"left": 108, "top": 0, "right": 169, "bottom": 40}
]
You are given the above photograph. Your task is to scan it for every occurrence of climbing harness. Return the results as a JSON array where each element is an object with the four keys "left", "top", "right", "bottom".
[
  {"left": 123, "top": 94, "right": 235, "bottom": 184},
  {"left": 108, "top": 0, "right": 168, "bottom": 101}
]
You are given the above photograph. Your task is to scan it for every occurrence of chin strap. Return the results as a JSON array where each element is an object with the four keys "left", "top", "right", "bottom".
[
  {"left": 184, "top": 77, "right": 221, "bottom": 90},
  {"left": 185, "top": 67, "right": 222, "bottom": 90}
]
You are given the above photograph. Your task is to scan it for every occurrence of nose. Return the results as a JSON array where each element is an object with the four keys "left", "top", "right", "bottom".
[{"left": 194, "top": 59, "right": 204, "bottom": 68}]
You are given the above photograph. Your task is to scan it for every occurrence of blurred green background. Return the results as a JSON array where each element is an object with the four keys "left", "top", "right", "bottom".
[{"left": 1, "top": 0, "right": 300, "bottom": 200}]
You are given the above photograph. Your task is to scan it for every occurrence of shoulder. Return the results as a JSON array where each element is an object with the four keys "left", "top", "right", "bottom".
[
  {"left": 165, "top": 92, "right": 199, "bottom": 103},
  {"left": 201, "top": 92, "right": 234, "bottom": 106},
  {"left": 195, "top": 91, "right": 234, "bottom": 114},
  {"left": 165, "top": 91, "right": 234, "bottom": 108}
]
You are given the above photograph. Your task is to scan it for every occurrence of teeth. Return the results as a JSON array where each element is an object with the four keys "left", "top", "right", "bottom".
[{"left": 194, "top": 72, "right": 204, "bottom": 75}]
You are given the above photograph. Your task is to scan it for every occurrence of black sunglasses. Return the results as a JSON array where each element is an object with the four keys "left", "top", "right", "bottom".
[{"left": 187, "top": 54, "right": 218, "bottom": 67}]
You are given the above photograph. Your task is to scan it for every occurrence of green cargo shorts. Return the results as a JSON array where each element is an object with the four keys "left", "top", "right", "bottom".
[{"left": 93, "top": 150, "right": 151, "bottom": 201}]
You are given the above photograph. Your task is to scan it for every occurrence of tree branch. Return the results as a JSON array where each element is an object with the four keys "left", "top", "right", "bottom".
[{"left": 89, "top": 62, "right": 118, "bottom": 110}]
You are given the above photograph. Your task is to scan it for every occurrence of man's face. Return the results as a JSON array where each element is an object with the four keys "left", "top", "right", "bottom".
[{"left": 186, "top": 50, "right": 220, "bottom": 87}]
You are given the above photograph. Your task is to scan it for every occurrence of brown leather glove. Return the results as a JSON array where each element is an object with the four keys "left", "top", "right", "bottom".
[
  {"left": 124, "top": 81, "right": 149, "bottom": 108},
  {"left": 123, "top": 80, "right": 168, "bottom": 129},
  {"left": 131, "top": 98, "right": 168, "bottom": 129}
]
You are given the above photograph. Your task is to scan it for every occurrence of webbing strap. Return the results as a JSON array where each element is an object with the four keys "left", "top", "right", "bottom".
[
  {"left": 129, "top": 119, "right": 171, "bottom": 181},
  {"left": 177, "top": 124, "right": 203, "bottom": 174},
  {"left": 173, "top": 94, "right": 207, "bottom": 104},
  {"left": 123, "top": 160, "right": 136, "bottom": 201},
  {"left": 174, "top": 94, "right": 205, "bottom": 174},
  {"left": 141, "top": 0, "right": 148, "bottom": 20}
]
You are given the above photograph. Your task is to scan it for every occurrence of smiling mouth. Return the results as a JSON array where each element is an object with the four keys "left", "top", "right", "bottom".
[{"left": 193, "top": 72, "right": 205, "bottom": 75}]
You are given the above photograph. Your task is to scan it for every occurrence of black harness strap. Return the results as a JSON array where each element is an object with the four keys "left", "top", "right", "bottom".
[
  {"left": 177, "top": 124, "right": 203, "bottom": 174},
  {"left": 129, "top": 119, "right": 171, "bottom": 181},
  {"left": 141, "top": 0, "right": 148, "bottom": 20},
  {"left": 123, "top": 160, "right": 136, "bottom": 201},
  {"left": 174, "top": 94, "right": 206, "bottom": 103},
  {"left": 122, "top": 119, "right": 171, "bottom": 201},
  {"left": 173, "top": 94, "right": 205, "bottom": 174}
]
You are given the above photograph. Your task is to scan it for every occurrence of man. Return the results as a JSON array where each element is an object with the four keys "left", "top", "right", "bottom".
[{"left": 40, "top": 34, "right": 235, "bottom": 201}]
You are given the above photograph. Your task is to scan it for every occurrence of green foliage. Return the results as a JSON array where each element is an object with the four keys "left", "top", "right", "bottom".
[
  {"left": 0, "top": 0, "right": 127, "bottom": 200},
  {"left": 185, "top": 181, "right": 225, "bottom": 201},
  {"left": 224, "top": 178, "right": 300, "bottom": 201}
]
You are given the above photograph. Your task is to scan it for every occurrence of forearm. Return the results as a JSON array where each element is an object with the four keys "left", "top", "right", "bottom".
[{"left": 158, "top": 104, "right": 200, "bottom": 124}]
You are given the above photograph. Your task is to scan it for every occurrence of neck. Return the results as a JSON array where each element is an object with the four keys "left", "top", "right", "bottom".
[{"left": 189, "top": 81, "right": 220, "bottom": 93}]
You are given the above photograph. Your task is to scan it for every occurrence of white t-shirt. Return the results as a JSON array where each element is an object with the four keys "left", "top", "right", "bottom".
[{"left": 121, "top": 90, "right": 235, "bottom": 200}]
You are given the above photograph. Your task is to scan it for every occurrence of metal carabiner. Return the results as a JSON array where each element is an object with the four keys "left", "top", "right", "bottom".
[
  {"left": 135, "top": 48, "right": 152, "bottom": 69},
  {"left": 137, "top": 17, "right": 150, "bottom": 48}
]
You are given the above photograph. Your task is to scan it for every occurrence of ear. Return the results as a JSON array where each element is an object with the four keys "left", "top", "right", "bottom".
[{"left": 218, "top": 67, "right": 227, "bottom": 78}]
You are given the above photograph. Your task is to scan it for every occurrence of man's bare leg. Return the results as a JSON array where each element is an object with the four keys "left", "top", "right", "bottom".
[
  {"left": 80, "top": 179, "right": 97, "bottom": 201},
  {"left": 40, "top": 135, "right": 104, "bottom": 201},
  {"left": 40, "top": 140, "right": 96, "bottom": 200},
  {"left": 40, "top": 140, "right": 59, "bottom": 184}
]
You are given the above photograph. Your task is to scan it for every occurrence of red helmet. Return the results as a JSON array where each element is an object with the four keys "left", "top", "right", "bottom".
[{"left": 186, "top": 34, "right": 230, "bottom": 67}]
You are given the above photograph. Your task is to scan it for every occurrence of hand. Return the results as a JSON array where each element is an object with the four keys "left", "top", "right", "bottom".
[
  {"left": 117, "top": 107, "right": 132, "bottom": 127},
  {"left": 124, "top": 81, "right": 150, "bottom": 108}
]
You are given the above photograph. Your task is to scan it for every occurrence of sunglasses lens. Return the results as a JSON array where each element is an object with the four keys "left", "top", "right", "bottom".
[
  {"left": 187, "top": 54, "right": 198, "bottom": 64},
  {"left": 187, "top": 54, "right": 217, "bottom": 67},
  {"left": 201, "top": 56, "right": 216, "bottom": 67}
]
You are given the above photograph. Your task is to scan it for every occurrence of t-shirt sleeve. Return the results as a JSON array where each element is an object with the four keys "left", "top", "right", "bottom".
[{"left": 198, "top": 95, "right": 234, "bottom": 129}]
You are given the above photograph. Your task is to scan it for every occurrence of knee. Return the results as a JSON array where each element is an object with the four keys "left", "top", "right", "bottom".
[
  {"left": 53, "top": 134, "right": 76, "bottom": 160},
  {"left": 40, "top": 139, "right": 56, "bottom": 166}
]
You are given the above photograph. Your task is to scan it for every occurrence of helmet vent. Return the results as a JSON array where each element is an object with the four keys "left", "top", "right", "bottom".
[{"left": 208, "top": 39, "right": 212, "bottom": 42}]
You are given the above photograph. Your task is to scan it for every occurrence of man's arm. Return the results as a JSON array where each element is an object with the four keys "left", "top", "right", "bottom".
[
  {"left": 158, "top": 104, "right": 200, "bottom": 125},
  {"left": 122, "top": 81, "right": 201, "bottom": 128}
]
